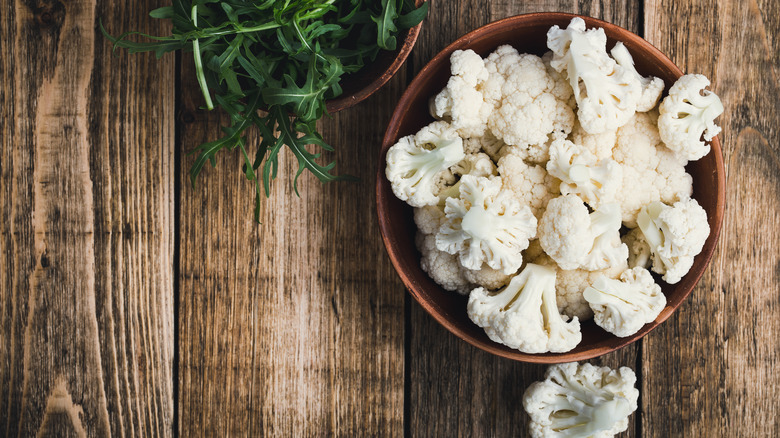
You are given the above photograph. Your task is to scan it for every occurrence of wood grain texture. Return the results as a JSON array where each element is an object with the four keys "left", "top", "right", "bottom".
[
  {"left": 643, "top": 0, "right": 780, "bottom": 436},
  {"left": 176, "top": 59, "right": 408, "bottom": 436},
  {"left": 0, "top": 0, "right": 175, "bottom": 436},
  {"left": 406, "top": 2, "right": 642, "bottom": 437}
]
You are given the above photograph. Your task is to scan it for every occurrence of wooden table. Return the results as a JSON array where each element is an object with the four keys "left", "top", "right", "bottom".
[{"left": 2, "top": 0, "right": 778, "bottom": 436}]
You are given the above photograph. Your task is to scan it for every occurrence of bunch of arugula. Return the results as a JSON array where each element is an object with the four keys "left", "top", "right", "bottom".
[{"left": 104, "top": 0, "right": 428, "bottom": 220}]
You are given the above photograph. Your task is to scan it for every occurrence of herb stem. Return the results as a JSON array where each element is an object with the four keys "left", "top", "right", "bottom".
[{"left": 191, "top": 5, "right": 214, "bottom": 110}]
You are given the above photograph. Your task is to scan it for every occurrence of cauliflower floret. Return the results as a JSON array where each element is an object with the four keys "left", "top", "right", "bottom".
[
  {"left": 623, "top": 227, "right": 652, "bottom": 269},
  {"left": 580, "top": 203, "right": 629, "bottom": 271},
  {"left": 437, "top": 152, "right": 500, "bottom": 204},
  {"left": 537, "top": 194, "right": 592, "bottom": 270},
  {"left": 523, "top": 362, "right": 639, "bottom": 438},
  {"left": 539, "top": 195, "right": 628, "bottom": 271},
  {"left": 467, "top": 263, "right": 581, "bottom": 353},
  {"left": 542, "top": 51, "right": 574, "bottom": 104},
  {"left": 637, "top": 198, "right": 710, "bottom": 284},
  {"left": 436, "top": 175, "right": 537, "bottom": 274},
  {"left": 451, "top": 152, "right": 496, "bottom": 178},
  {"left": 569, "top": 120, "right": 617, "bottom": 161},
  {"left": 498, "top": 153, "right": 561, "bottom": 219},
  {"left": 612, "top": 113, "right": 693, "bottom": 226},
  {"left": 386, "top": 121, "right": 465, "bottom": 207},
  {"left": 610, "top": 42, "right": 664, "bottom": 112},
  {"left": 413, "top": 205, "right": 446, "bottom": 235},
  {"left": 430, "top": 50, "right": 492, "bottom": 138},
  {"left": 658, "top": 74, "right": 724, "bottom": 161},
  {"left": 547, "top": 17, "right": 641, "bottom": 134},
  {"left": 489, "top": 87, "right": 559, "bottom": 147},
  {"left": 463, "top": 132, "right": 507, "bottom": 162},
  {"left": 584, "top": 267, "right": 667, "bottom": 337},
  {"left": 555, "top": 259, "right": 628, "bottom": 321},
  {"left": 417, "top": 232, "right": 512, "bottom": 294},
  {"left": 487, "top": 52, "right": 575, "bottom": 153},
  {"left": 416, "top": 232, "right": 473, "bottom": 294},
  {"left": 546, "top": 138, "right": 622, "bottom": 209},
  {"left": 462, "top": 264, "right": 513, "bottom": 290}
]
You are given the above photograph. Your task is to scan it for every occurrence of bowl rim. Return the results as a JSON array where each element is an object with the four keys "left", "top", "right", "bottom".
[
  {"left": 324, "top": 4, "right": 424, "bottom": 113},
  {"left": 376, "top": 12, "right": 726, "bottom": 363}
]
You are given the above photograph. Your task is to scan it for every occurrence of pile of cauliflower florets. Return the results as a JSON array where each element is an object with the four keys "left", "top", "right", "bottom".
[{"left": 385, "top": 18, "right": 723, "bottom": 354}]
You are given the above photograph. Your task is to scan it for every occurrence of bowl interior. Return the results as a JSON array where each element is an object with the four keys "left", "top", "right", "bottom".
[{"left": 376, "top": 13, "right": 725, "bottom": 363}]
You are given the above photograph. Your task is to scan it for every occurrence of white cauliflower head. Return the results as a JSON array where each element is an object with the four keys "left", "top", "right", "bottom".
[
  {"left": 538, "top": 194, "right": 592, "bottom": 270},
  {"left": 413, "top": 205, "right": 446, "bottom": 235},
  {"left": 417, "top": 232, "right": 512, "bottom": 294},
  {"left": 610, "top": 42, "right": 664, "bottom": 112},
  {"left": 612, "top": 112, "right": 693, "bottom": 226},
  {"left": 539, "top": 195, "right": 628, "bottom": 272},
  {"left": 580, "top": 203, "right": 629, "bottom": 271},
  {"left": 436, "top": 175, "right": 537, "bottom": 274},
  {"left": 547, "top": 17, "right": 642, "bottom": 134},
  {"left": 658, "top": 74, "right": 724, "bottom": 161},
  {"left": 523, "top": 362, "right": 639, "bottom": 438},
  {"left": 467, "top": 263, "right": 581, "bottom": 353},
  {"left": 555, "top": 260, "right": 628, "bottom": 322},
  {"left": 546, "top": 138, "right": 622, "bottom": 209},
  {"left": 584, "top": 267, "right": 667, "bottom": 337},
  {"left": 416, "top": 232, "right": 473, "bottom": 294},
  {"left": 637, "top": 198, "right": 710, "bottom": 284},
  {"left": 430, "top": 49, "right": 492, "bottom": 138},
  {"left": 385, "top": 121, "right": 465, "bottom": 207},
  {"left": 569, "top": 120, "right": 617, "bottom": 161},
  {"left": 487, "top": 52, "right": 575, "bottom": 152},
  {"left": 498, "top": 152, "right": 561, "bottom": 219}
]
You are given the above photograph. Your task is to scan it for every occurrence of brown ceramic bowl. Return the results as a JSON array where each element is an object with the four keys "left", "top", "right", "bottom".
[
  {"left": 325, "top": 3, "right": 423, "bottom": 113},
  {"left": 376, "top": 13, "right": 725, "bottom": 363}
]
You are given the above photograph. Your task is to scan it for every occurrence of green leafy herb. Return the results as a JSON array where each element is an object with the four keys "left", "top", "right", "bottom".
[{"left": 103, "top": 0, "right": 429, "bottom": 221}]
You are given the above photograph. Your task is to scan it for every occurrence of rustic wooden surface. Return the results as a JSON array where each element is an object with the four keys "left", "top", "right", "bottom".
[{"left": 1, "top": 0, "right": 778, "bottom": 436}]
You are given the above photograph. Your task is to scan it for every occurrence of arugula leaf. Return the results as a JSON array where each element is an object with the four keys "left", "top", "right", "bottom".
[{"left": 372, "top": 0, "right": 399, "bottom": 50}]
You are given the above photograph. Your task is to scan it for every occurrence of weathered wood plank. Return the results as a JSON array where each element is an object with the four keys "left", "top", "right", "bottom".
[
  {"left": 643, "top": 0, "right": 780, "bottom": 436},
  {"left": 407, "top": 2, "right": 642, "bottom": 436},
  {"left": 0, "top": 0, "right": 175, "bottom": 436},
  {"left": 176, "top": 49, "right": 407, "bottom": 437}
]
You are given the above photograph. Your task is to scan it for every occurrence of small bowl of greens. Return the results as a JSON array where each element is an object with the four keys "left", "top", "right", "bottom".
[{"left": 104, "top": 0, "right": 428, "bottom": 219}]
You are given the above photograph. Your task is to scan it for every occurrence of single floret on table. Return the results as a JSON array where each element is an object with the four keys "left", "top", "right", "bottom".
[
  {"left": 436, "top": 175, "right": 537, "bottom": 274},
  {"left": 523, "top": 362, "right": 639, "bottom": 438},
  {"left": 658, "top": 73, "right": 724, "bottom": 161},
  {"left": 637, "top": 198, "right": 710, "bottom": 284},
  {"left": 584, "top": 266, "right": 667, "bottom": 337},
  {"left": 547, "top": 138, "right": 623, "bottom": 209},
  {"left": 467, "top": 263, "right": 581, "bottom": 353},
  {"left": 612, "top": 112, "right": 693, "bottom": 227},
  {"left": 547, "top": 17, "right": 642, "bottom": 134},
  {"left": 385, "top": 121, "right": 465, "bottom": 207}
]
